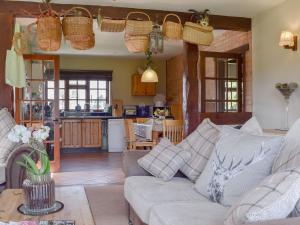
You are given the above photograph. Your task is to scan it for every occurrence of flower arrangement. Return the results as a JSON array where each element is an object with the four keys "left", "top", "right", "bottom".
[{"left": 8, "top": 125, "right": 51, "bottom": 176}]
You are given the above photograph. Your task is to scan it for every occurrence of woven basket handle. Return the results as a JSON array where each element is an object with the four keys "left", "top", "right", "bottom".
[
  {"left": 63, "top": 7, "right": 93, "bottom": 19},
  {"left": 126, "top": 11, "right": 151, "bottom": 21},
  {"left": 163, "top": 14, "right": 182, "bottom": 25}
]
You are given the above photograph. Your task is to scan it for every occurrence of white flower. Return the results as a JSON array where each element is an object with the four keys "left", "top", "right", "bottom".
[
  {"left": 32, "top": 126, "right": 50, "bottom": 142},
  {"left": 8, "top": 125, "right": 32, "bottom": 144}
]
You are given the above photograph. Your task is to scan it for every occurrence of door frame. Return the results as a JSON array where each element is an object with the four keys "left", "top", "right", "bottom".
[{"left": 15, "top": 54, "right": 61, "bottom": 172}]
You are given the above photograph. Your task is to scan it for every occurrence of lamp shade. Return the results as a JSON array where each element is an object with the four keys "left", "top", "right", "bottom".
[
  {"left": 279, "top": 31, "right": 294, "bottom": 47},
  {"left": 141, "top": 67, "right": 158, "bottom": 83}
]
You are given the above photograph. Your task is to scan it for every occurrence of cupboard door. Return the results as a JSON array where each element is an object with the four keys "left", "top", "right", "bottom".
[
  {"left": 82, "top": 119, "right": 102, "bottom": 148},
  {"left": 61, "top": 120, "right": 82, "bottom": 148},
  {"left": 145, "top": 82, "right": 156, "bottom": 96},
  {"left": 131, "top": 74, "right": 146, "bottom": 96}
]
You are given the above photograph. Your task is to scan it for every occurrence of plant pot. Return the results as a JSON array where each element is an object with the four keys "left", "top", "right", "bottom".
[{"left": 22, "top": 172, "right": 55, "bottom": 214}]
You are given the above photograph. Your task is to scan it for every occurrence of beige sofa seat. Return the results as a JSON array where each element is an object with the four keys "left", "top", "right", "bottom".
[
  {"left": 149, "top": 201, "right": 228, "bottom": 225},
  {"left": 0, "top": 165, "right": 5, "bottom": 184},
  {"left": 124, "top": 176, "right": 209, "bottom": 224}
]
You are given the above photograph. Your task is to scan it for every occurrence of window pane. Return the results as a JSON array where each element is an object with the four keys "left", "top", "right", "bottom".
[
  {"left": 44, "top": 102, "right": 53, "bottom": 119},
  {"left": 69, "top": 100, "right": 77, "bottom": 110},
  {"left": 59, "top": 89, "right": 65, "bottom": 99},
  {"left": 69, "top": 80, "right": 77, "bottom": 85},
  {"left": 228, "top": 59, "right": 238, "bottom": 78},
  {"left": 78, "top": 80, "right": 86, "bottom": 85},
  {"left": 78, "top": 89, "right": 86, "bottom": 99},
  {"left": 59, "top": 100, "right": 65, "bottom": 110},
  {"left": 98, "top": 81, "right": 106, "bottom": 89},
  {"left": 78, "top": 100, "right": 86, "bottom": 109},
  {"left": 31, "top": 82, "right": 44, "bottom": 100},
  {"left": 90, "top": 80, "right": 97, "bottom": 89},
  {"left": 59, "top": 80, "right": 65, "bottom": 88},
  {"left": 47, "top": 81, "right": 54, "bottom": 88},
  {"left": 90, "top": 90, "right": 98, "bottom": 100},
  {"left": 99, "top": 101, "right": 106, "bottom": 110},
  {"left": 99, "top": 90, "right": 106, "bottom": 99},
  {"left": 69, "top": 89, "right": 77, "bottom": 99},
  {"left": 205, "top": 80, "right": 216, "bottom": 100},
  {"left": 205, "top": 58, "right": 216, "bottom": 78},
  {"left": 47, "top": 89, "right": 54, "bottom": 100},
  {"left": 90, "top": 100, "right": 98, "bottom": 110},
  {"left": 205, "top": 102, "right": 216, "bottom": 112},
  {"left": 217, "top": 102, "right": 227, "bottom": 112}
]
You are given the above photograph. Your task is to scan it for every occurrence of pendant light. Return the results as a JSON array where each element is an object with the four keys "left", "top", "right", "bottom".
[{"left": 141, "top": 50, "right": 158, "bottom": 83}]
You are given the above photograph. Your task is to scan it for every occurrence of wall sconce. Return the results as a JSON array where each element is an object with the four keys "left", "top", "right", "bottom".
[{"left": 279, "top": 31, "right": 297, "bottom": 51}]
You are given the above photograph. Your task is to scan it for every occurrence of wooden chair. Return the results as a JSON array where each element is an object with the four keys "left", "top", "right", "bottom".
[
  {"left": 162, "top": 120, "right": 184, "bottom": 145},
  {"left": 136, "top": 118, "right": 150, "bottom": 124},
  {"left": 124, "top": 119, "right": 156, "bottom": 150}
]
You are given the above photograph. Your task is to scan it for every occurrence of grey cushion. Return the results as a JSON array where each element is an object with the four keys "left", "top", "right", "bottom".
[
  {"left": 195, "top": 127, "right": 284, "bottom": 206},
  {"left": 149, "top": 201, "right": 228, "bottom": 225},
  {"left": 124, "top": 176, "right": 208, "bottom": 224},
  {"left": 138, "top": 138, "right": 191, "bottom": 181}
]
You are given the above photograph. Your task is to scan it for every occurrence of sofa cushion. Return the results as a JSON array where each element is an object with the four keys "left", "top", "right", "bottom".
[
  {"left": 0, "top": 108, "right": 15, "bottom": 139},
  {"left": 149, "top": 201, "right": 228, "bottom": 225},
  {"left": 224, "top": 168, "right": 300, "bottom": 225},
  {"left": 0, "top": 135, "right": 18, "bottom": 165},
  {"left": 241, "top": 117, "right": 263, "bottom": 135},
  {"left": 178, "top": 118, "right": 220, "bottom": 182},
  {"left": 138, "top": 138, "right": 191, "bottom": 181},
  {"left": 124, "top": 176, "right": 208, "bottom": 224},
  {"left": 195, "top": 127, "right": 284, "bottom": 206},
  {"left": 0, "top": 165, "right": 5, "bottom": 184}
]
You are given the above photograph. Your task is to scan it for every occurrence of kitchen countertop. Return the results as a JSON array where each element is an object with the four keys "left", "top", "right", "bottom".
[{"left": 60, "top": 116, "right": 124, "bottom": 120}]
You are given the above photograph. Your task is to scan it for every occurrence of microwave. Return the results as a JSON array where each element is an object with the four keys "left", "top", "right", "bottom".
[{"left": 123, "top": 105, "right": 138, "bottom": 117}]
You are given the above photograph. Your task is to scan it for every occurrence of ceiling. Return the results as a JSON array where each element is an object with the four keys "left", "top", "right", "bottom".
[{"left": 10, "top": 0, "right": 287, "bottom": 17}]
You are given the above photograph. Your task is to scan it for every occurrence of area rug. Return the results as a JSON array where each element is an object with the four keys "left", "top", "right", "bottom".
[{"left": 85, "top": 185, "right": 129, "bottom": 225}]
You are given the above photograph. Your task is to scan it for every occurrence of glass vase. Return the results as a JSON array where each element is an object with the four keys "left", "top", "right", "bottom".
[{"left": 22, "top": 172, "right": 55, "bottom": 215}]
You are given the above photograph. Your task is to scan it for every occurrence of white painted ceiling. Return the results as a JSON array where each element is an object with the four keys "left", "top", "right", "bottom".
[{"left": 10, "top": 0, "right": 287, "bottom": 17}]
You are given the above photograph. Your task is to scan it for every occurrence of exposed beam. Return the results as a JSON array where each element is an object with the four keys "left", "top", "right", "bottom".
[{"left": 2, "top": 1, "right": 251, "bottom": 31}]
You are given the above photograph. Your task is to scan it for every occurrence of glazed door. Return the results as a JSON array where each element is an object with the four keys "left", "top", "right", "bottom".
[{"left": 15, "top": 55, "right": 61, "bottom": 172}]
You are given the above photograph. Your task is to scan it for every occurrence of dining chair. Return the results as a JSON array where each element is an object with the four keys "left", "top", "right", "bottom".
[
  {"left": 162, "top": 119, "right": 184, "bottom": 145},
  {"left": 136, "top": 118, "right": 149, "bottom": 124},
  {"left": 124, "top": 119, "right": 156, "bottom": 150}
]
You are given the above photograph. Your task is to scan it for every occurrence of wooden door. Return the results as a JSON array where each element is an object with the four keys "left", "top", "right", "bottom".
[
  {"left": 145, "top": 82, "right": 156, "bottom": 96},
  {"left": 82, "top": 119, "right": 102, "bottom": 147},
  {"left": 131, "top": 74, "right": 146, "bottom": 96},
  {"left": 15, "top": 55, "right": 61, "bottom": 172},
  {"left": 61, "top": 119, "right": 82, "bottom": 148}
]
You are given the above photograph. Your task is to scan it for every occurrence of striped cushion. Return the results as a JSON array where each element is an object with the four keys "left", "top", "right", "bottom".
[
  {"left": 178, "top": 118, "right": 220, "bottom": 182},
  {"left": 137, "top": 138, "right": 191, "bottom": 181},
  {"left": 0, "top": 108, "right": 15, "bottom": 139},
  {"left": 224, "top": 169, "right": 300, "bottom": 225}
]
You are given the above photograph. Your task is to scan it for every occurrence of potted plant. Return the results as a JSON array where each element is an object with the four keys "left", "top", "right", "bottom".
[{"left": 8, "top": 125, "right": 56, "bottom": 215}]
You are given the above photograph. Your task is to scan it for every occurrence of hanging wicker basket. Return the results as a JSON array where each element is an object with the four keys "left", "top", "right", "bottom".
[
  {"left": 125, "top": 35, "right": 149, "bottom": 53},
  {"left": 62, "top": 7, "right": 94, "bottom": 42},
  {"left": 162, "top": 14, "right": 183, "bottom": 40},
  {"left": 183, "top": 21, "right": 213, "bottom": 46},
  {"left": 98, "top": 9, "right": 125, "bottom": 32},
  {"left": 125, "top": 12, "right": 153, "bottom": 36},
  {"left": 71, "top": 33, "right": 95, "bottom": 50},
  {"left": 33, "top": 10, "right": 62, "bottom": 51}
]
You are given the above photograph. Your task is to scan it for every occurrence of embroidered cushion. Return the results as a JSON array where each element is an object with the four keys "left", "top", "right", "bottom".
[
  {"left": 224, "top": 168, "right": 300, "bottom": 225},
  {"left": 194, "top": 127, "right": 284, "bottom": 206},
  {"left": 178, "top": 118, "right": 220, "bottom": 182},
  {"left": 138, "top": 138, "right": 191, "bottom": 181}
]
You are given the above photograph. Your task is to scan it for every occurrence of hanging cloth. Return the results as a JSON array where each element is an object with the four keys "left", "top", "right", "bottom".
[{"left": 5, "top": 22, "right": 26, "bottom": 88}]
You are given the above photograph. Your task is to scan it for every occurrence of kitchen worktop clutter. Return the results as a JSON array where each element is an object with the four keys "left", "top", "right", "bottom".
[{"left": 22, "top": 0, "right": 214, "bottom": 53}]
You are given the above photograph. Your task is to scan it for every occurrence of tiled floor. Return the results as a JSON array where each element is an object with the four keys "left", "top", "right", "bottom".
[{"left": 52, "top": 152, "right": 125, "bottom": 186}]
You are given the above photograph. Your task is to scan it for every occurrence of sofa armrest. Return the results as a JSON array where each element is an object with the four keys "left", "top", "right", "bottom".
[
  {"left": 245, "top": 217, "right": 300, "bottom": 225},
  {"left": 5, "top": 144, "right": 38, "bottom": 188},
  {"left": 122, "top": 150, "right": 152, "bottom": 177}
]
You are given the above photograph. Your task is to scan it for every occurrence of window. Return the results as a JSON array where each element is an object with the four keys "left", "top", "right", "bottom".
[
  {"left": 68, "top": 80, "right": 87, "bottom": 110},
  {"left": 89, "top": 80, "right": 109, "bottom": 110},
  {"left": 200, "top": 52, "right": 243, "bottom": 113}
]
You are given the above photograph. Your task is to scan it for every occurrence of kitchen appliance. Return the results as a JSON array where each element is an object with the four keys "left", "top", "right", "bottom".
[
  {"left": 108, "top": 119, "right": 125, "bottom": 152},
  {"left": 123, "top": 105, "right": 138, "bottom": 117}
]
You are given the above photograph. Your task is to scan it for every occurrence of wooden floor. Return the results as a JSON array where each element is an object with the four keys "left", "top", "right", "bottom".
[{"left": 52, "top": 152, "right": 125, "bottom": 186}]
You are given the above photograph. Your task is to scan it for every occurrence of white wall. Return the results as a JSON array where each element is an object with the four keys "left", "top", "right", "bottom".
[{"left": 253, "top": 0, "right": 300, "bottom": 129}]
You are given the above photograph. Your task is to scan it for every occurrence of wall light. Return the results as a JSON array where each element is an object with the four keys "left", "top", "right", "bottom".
[{"left": 279, "top": 31, "right": 297, "bottom": 51}]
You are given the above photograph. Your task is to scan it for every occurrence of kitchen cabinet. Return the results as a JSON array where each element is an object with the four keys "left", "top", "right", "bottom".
[
  {"left": 61, "top": 119, "right": 102, "bottom": 148},
  {"left": 61, "top": 119, "right": 82, "bottom": 148},
  {"left": 131, "top": 74, "right": 156, "bottom": 96}
]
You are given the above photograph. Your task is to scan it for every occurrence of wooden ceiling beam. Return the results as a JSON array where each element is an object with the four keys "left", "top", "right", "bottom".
[{"left": 2, "top": 1, "right": 251, "bottom": 31}]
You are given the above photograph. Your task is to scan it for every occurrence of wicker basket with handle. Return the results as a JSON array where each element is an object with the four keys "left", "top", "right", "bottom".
[
  {"left": 125, "top": 12, "right": 153, "bottom": 36},
  {"left": 98, "top": 9, "right": 125, "bottom": 32},
  {"left": 125, "top": 35, "right": 149, "bottom": 53},
  {"left": 71, "top": 33, "right": 95, "bottom": 50},
  {"left": 62, "top": 7, "right": 94, "bottom": 42},
  {"left": 183, "top": 21, "right": 213, "bottom": 46},
  {"left": 162, "top": 14, "right": 183, "bottom": 40}
]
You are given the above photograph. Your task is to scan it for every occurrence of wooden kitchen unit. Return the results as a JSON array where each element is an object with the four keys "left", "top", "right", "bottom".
[
  {"left": 132, "top": 74, "right": 156, "bottom": 96},
  {"left": 61, "top": 118, "right": 102, "bottom": 148}
]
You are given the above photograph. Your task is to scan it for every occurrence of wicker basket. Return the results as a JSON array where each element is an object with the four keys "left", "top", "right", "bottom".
[
  {"left": 125, "top": 12, "right": 153, "bottom": 36},
  {"left": 183, "top": 21, "right": 213, "bottom": 46},
  {"left": 36, "top": 15, "right": 62, "bottom": 51},
  {"left": 98, "top": 9, "right": 125, "bottom": 32},
  {"left": 62, "top": 7, "right": 94, "bottom": 42},
  {"left": 13, "top": 32, "right": 31, "bottom": 55},
  {"left": 162, "top": 14, "right": 183, "bottom": 40},
  {"left": 71, "top": 33, "right": 95, "bottom": 50},
  {"left": 125, "top": 35, "right": 149, "bottom": 53}
]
